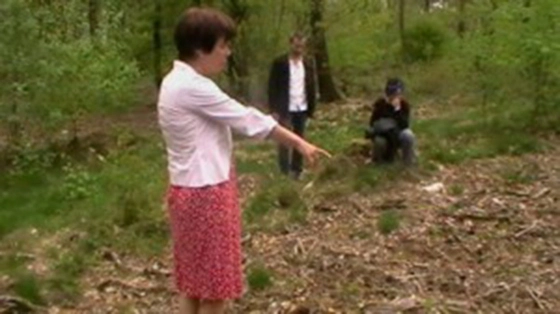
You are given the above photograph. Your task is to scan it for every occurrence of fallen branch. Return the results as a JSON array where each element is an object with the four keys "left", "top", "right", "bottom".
[
  {"left": 443, "top": 220, "right": 476, "bottom": 255},
  {"left": 526, "top": 287, "right": 547, "bottom": 310},
  {"left": 476, "top": 282, "right": 512, "bottom": 301},
  {"left": 446, "top": 212, "right": 512, "bottom": 223},
  {"left": 0, "top": 252, "right": 35, "bottom": 260},
  {"left": 0, "top": 295, "right": 43, "bottom": 313},
  {"left": 514, "top": 221, "right": 540, "bottom": 239},
  {"left": 97, "top": 278, "right": 170, "bottom": 295},
  {"left": 533, "top": 188, "right": 551, "bottom": 199}
]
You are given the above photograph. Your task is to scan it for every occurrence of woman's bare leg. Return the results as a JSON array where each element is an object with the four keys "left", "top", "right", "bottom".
[
  {"left": 178, "top": 297, "right": 199, "bottom": 314},
  {"left": 198, "top": 300, "right": 228, "bottom": 314}
]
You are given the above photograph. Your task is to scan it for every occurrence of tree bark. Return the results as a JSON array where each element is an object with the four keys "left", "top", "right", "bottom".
[
  {"left": 424, "top": 0, "right": 431, "bottom": 13},
  {"left": 153, "top": 0, "right": 163, "bottom": 88},
  {"left": 398, "top": 0, "right": 405, "bottom": 47},
  {"left": 223, "top": 0, "right": 250, "bottom": 99},
  {"left": 88, "top": 0, "right": 100, "bottom": 37},
  {"left": 522, "top": 0, "right": 531, "bottom": 23},
  {"left": 310, "top": 0, "right": 341, "bottom": 103},
  {"left": 457, "top": 0, "right": 467, "bottom": 37}
]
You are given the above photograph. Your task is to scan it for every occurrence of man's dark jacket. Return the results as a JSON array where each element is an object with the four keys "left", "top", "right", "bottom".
[{"left": 267, "top": 54, "right": 316, "bottom": 118}]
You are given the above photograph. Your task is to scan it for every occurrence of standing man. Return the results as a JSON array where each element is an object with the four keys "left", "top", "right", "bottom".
[{"left": 268, "top": 32, "right": 317, "bottom": 179}]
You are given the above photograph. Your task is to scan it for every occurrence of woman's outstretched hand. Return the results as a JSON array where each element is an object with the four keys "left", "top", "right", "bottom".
[
  {"left": 269, "top": 124, "right": 331, "bottom": 168},
  {"left": 296, "top": 141, "right": 332, "bottom": 167}
]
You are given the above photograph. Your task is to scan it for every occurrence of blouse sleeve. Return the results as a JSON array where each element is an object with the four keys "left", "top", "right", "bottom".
[{"left": 182, "top": 77, "right": 278, "bottom": 139}]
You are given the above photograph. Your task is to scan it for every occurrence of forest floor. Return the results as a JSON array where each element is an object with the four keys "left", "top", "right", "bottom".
[{"left": 1, "top": 100, "right": 558, "bottom": 313}]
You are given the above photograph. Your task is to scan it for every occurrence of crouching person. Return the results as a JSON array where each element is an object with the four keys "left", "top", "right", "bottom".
[{"left": 365, "top": 78, "right": 417, "bottom": 166}]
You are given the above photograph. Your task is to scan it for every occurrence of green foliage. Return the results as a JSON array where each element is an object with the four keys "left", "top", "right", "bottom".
[
  {"left": 12, "top": 272, "right": 45, "bottom": 305},
  {"left": 377, "top": 210, "right": 400, "bottom": 235},
  {"left": 0, "top": 0, "right": 141, "bottom": 144},
  {"left": 1, "top": 2, "right": 559, "bottom": 310},
  {"left": 457, "top": 0, "right": 560, "bottom": 114},
  {"left": 9, "top": 144, "right": 59, "bottom": 175},
  {"left": 247, "top": 264, "right": 273, "bottom": 291},
  {"left": 353, "top": 165, "right": 402, "bottom": 192},
  {"left": 315, "top": 155, "right": 356, "bottom": 182},
  {"left": 61, "top": 164, "right": 98, "bottom": 201},
  {"left": 449, "top": 184, "right": 464, "bottom": 196},
  {"left": 244, "top": 178, "right": 307, "bottom": 225},
  {"left": 45, "top": 250, "right": 90, "bottom": 301},
  {"left": 403, "top": 19, "right": 447, "bottom": 63},
  {"left": 500, "top": 165, "right": 538, "bottom": 185}
]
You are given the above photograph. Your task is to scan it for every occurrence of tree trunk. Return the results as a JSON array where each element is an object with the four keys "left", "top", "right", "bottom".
[
  {"left": 310, "top": 0, "right": 341, "bottom": 103},
  {"left": 457, "top": 0, "right": 467, "bottom": 37},
  {"left": 223, "top": 0, "right": 250, "bottom": 99},
  {"left": 424, "top": 0, "right": 431, "bottom": 13},
  {"left": 522, "top": 0, "right": 531, "bottom": 23},
  {"left": 8, "top": 101, "right": 21, "bottom": 147},
  {"left": 88, "top": 0, "right": 100, "bottom": 37},
  {"left": 398, "top": 0, "right": 405, "bottom": 47},
  {"left": 153, "top": 0, "right": 163, "bottom": 88}
]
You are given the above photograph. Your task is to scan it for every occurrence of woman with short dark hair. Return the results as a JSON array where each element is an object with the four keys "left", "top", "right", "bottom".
[{"left": 158, "top": 7, "right": 330, "bottom": 314}]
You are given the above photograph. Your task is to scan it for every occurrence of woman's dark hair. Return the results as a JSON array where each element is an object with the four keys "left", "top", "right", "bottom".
[{"left": 174, "top": 7, "right": 236, "bottom": 60}]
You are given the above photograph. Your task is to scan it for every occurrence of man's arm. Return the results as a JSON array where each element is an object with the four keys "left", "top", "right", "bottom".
[{"left": 267, "top": 59, "right": 280, "bottom": 114}]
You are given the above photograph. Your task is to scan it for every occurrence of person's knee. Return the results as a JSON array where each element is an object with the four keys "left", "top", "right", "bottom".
[
  {"left": 399, "top": 129, "right": 416, "bottom": 146},
  {"left": 374, "top": 136, "right": 387, "bottom": 147},
  {"left": 373, "top": 137, "right": 387, "bottom": 151}
]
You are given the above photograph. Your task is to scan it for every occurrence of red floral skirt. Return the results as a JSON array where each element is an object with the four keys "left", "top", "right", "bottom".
[{"left": 166, "top": 171, "right": 243, "bottom": 300}]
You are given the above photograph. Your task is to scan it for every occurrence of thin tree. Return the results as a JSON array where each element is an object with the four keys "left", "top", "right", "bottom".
[
  {"left": 457, "top": 0, "right": 467, "bottom": 37},
  {"left": 153, "top": 0, "right": 163, "bottom": 87},
  {"left": 222, "top": 0, "right": 250, "bottom": 99},
  {"left": 310, "top": 0, "right": 341, "bottom": 102},
  {"left": 398, "top": 0, "right": 405, "bottom": 46},
  {"left": 424, "top": 0, "right": 431, "bottom": 13},
  {"left": 88, "top": 0, "right": 100, "bottom": 37}
]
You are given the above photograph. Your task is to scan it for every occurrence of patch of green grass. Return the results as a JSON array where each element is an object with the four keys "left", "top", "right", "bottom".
[
  {"left": 0, "top": 134, "right": 169, "bottom": 307},
  {"left": 244, "top": 177, "right": 306, "bottom": 225},
  {"left": 422, "top": 297, "right": 438, "bottom": 310},
  {"left": 247, "top": 264, "right": 273, "bottom": 291},
  {"left": 244, "top": 188, "right": 276, "bottom": 224},
  {"left": 235, "top": 156, "right": 276, "bottom": 175},
  {"left": 43, "top": 245, "right": 96, "bottom": 302},
  {"left": 340, "top": 281, "right": 361, "bottom": 301},
  {"left": 489, "top": 132, "right": 542, "bottom": 156},
  {"left": 0, "top": 252, "right": 29, "bottom": 274},
  {"left": 500, "top": 168, "right": 536, "bottom": 185},
  {"left": 307, "top": 118, "right": 364, "bottom": 154},
  {"left": 315, "top": 155, "right": 357, "bottom": 182},
  {"left": 0, "top": 171, "right": 69, "bottom": 238},
  {"left": 352, "top": 165, "right": 402, "bottom": 191},
  {"left": 316, "top": 182, "right": 354, "bottom": 201},
  {"left": 377, "top": 210, "right": 401, "bottom": 235},
  {"left": 351, "top": 229, "right": 372, "bottom": 240},
  {"left": 448, "top": 184, "right": 464, "bottom": 196},
  {"left": 12, "top": 272, "right": 45, "bottom": 305},
  {"left": 415, "top": 103, "right": 547, "bottom": 166}
]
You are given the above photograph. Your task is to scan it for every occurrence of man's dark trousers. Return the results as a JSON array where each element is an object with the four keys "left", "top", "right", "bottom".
[{"left": 278, "top": 111, "right": 308, "bottom": 176}]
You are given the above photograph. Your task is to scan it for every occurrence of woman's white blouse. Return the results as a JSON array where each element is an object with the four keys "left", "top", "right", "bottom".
[{"left": 158, "top": 61, "right": 277, "bottom": 187}]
